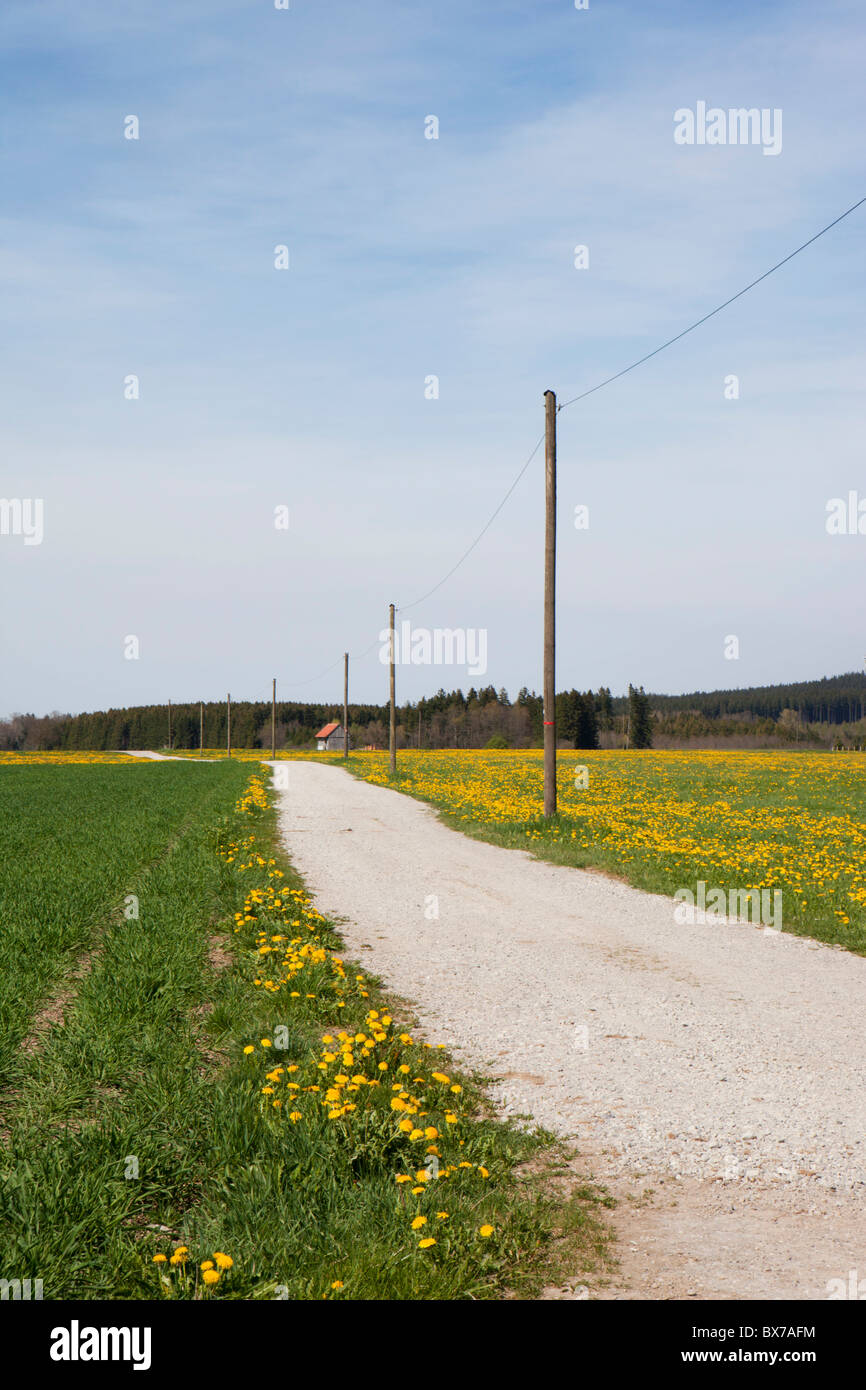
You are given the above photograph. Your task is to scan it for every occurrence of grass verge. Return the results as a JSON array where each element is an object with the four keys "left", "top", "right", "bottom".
[{"left": 0, "top": 763, "right": 613, "bottom": 1299}]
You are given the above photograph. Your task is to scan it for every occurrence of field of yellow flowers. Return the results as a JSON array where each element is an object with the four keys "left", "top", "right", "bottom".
[
  {"left": 333, "top": 749, "right": 866, "bottom": 954},
  {"left": 0, "top": 750, "right": 142, "bottom": 764}
]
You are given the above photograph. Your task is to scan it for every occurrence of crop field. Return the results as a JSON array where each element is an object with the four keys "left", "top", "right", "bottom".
[
  {"left": 0, "top": 760, "right": 240, "bottom": 1079},
  {"left": 330, "top": 748, "right": 866, "bottom": 954},
  {"left": 0, "top": 759, "right": 608, "bottom": 1299}
]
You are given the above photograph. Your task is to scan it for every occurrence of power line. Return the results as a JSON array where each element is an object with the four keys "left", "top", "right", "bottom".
[
  {"left": 558, "top": 193, "right": 866, "bottom": 411},
  {"left": 279, "top": 191, "right": 866, "bottom": 680},
  {"left": 278, "top": 635, "right": 381, "bottom": 688},
  {"left": 278, "top": 656, "right": 344, "bottom": 689},
  {"left": 398, "top": 432, "right": 545, "bottom": 612},
  {"left": 400, "top": 193, "right": 866, "bottom": 614}
]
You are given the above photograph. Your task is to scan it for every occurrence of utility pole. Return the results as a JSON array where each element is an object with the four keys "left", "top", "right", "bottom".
[
  {"left": 227, "top": 692, "right": 231, "bottom": 758},
  {"left": 543, "top": 390, "right": 557, "bottom": 817},
  {"left": 167, "top": 699, "right": 172, "bottom": 751},
  {"left": 272, "top": 678, "right": 276, "bottom": 760},
  {"left": 418, "top": 709, "right": 422, "bottom": 749},
  {"left": 389, "top": 603, "right": 397, "bottom": 775},
  {"left": 200, "top": 701, "right": 204, "bottom": 756},
  {"left": 343, "top": 653, "right": 349, "bottom": 759}
]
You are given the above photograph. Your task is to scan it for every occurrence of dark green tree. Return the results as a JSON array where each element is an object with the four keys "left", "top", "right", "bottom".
[
  {"left": 556, "top": 690, "right": 599, "bottom": 749},
  {"left": 595, "top": 686, "right": 613, "bottom": 730},
  {"left": 575, "top": 692, "right": 599, "bottom": 749},
  {"left": 627, "top": 684, "right": 653, "bottom": 749}
]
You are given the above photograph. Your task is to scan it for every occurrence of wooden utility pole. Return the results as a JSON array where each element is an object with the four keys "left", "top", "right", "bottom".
[
  {"left": 543, "top": 390, "right": 557, "bottom": 817},
  {"left": 343, "top": 653, "right": 349, "bottom": 759},
  {"left": 200, "top": 701, "right": 204, "bottom": 756},
  {"left": 167, "top": 699, "right": 172, "bottom": 751},
  {"left": 272, "top": 678, "right": 276, "bottom": 759},
  {"left": 389, "top": 603, "right": 397, "bottom": 775},
  {"left": 227, "top": 692, "right": 231, "bottom": 758}
]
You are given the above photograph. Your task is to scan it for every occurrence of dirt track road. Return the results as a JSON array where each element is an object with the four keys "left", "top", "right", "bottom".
[{"left": 275, "top": 760, "right": 866, "bottom": 1300}]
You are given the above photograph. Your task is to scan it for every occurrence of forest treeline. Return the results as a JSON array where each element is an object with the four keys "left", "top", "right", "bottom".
[
  {"left": 2, "top": 671, "right": 864, "bottom": 752},
  {"left": 646, "top": 672, "right": 866, "bottom": 724}
]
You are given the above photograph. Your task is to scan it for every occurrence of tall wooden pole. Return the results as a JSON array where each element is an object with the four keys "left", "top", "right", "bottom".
[
  {"left": 272, "top": 677, "right": 276, "bottom": 759},
  {"left": 543, "top": 390, "right": 557, "bottom": 817},
  {"left": 389, "top": 603, "right": 397, "bottom": 775},
  {"left": 227, "top": 692, "right": 231, "bottom": 758},
  {"left": 168, "top": 699, "right": 172, "bottom": 751},
  {"left": 343, "top": 653, "right": 349, "bottom": 759},
  {"left": 200, "top": 701, "right": 204, "bottom": 756}
]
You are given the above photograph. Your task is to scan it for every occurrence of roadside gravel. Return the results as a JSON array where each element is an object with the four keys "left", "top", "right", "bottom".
[{"left": 274, "top": 760, "right": 866, "bottom": 1299}]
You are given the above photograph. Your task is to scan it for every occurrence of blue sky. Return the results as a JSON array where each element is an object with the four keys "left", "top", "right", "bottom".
[{"left": 1, "top": 0, "right": 864, "bottom": 716}]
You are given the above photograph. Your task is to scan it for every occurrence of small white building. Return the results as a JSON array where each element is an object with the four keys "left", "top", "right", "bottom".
[{"left": 315, "top": 721, "right": 349, "bottom": 751}]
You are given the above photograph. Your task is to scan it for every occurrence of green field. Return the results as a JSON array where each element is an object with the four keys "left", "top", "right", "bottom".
[
  {"left": 0, "top": 762, "right": 244, "bottom": 1081},
  {"left": 0, "top": 761, "right": 610, "bottom": 1300}
]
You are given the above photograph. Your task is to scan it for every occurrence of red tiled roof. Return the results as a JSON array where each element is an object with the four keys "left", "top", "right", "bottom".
[{"left": 315, "top": 722, "right": 340, "bottom": 739}]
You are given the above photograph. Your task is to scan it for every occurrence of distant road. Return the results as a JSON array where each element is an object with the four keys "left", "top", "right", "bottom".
[{"left": 124, "top": 751, "right": 217, "bottom": 761}]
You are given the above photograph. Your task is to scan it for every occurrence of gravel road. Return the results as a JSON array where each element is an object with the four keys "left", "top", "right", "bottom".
[{"left": 275, "top": 760, "right": 866, "bottom": 1299}]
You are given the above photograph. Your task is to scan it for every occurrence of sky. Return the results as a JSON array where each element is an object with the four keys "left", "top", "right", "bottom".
[{"left": 1, "top": 0, "right": 864, "bottom": 717}]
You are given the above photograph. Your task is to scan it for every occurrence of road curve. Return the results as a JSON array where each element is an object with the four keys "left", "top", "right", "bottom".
[{"left": 275, "top": 759, "right": 866, "bottom": 1299}]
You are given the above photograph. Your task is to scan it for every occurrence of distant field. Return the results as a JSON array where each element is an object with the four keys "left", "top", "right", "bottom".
[
  {"left": 0, "top": 750, "right": 141, "bottom": 764},
  {"left": 327, "top": 749, "right": 866, "bottom": 954}
]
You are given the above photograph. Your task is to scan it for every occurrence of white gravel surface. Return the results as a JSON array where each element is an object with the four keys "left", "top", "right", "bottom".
[
  {"left": 125, "top": 751, "right": 217, "bottom": 761},
  {"left": 275, "top": 760, "right": 866, "bottom": 1298}
]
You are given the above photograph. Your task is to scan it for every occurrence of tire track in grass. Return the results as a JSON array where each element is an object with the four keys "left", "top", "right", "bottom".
[
  {"left": 0, "top": 761, "right": 252, "bottom": 1295},
  {"left": 16, "top": 791, "right": 226, "bottom": 1061},
  {"left": 0, "top": 764, "right": 231, "bottom": 1081}
]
